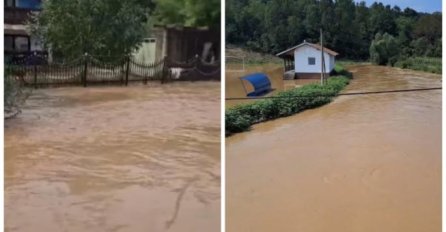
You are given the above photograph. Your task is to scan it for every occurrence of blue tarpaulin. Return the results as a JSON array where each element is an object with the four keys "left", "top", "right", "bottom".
[{"left": 241, "top": 73, "right": 272, "bottom": 97}]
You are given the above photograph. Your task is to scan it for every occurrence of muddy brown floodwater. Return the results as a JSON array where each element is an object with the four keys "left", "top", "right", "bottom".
[
  {"left": 5, "top": 82, "right": 220, "bottom": 232},
  {"left": 227, "top": 64, "right": 441, "bottom": 232}
]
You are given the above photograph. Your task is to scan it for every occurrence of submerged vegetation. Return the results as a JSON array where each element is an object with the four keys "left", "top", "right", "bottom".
[
  {"left": 4, "top": 67, "right": 29, "bottom": 119},
  {"left": 226, "top": 67, "right": 351, "bottom": 135},
  {"left": 394, "top": 57, "right": 442, "bottom": 74}
]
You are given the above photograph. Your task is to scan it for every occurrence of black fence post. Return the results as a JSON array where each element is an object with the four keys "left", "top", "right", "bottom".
[
  {"left": 83, "top": 53, "right": 88, "bottom": 87},
  {"left": 125, "top": 56, "right": 130, "bottom": 86},
  {"left": 33, "top": 64, "right": 37, "bottom": 89},
  {"left": 161, "top": 56, "right": 168, "bottom": 84},
  {"left": 32, "top": 51, "right": 38, "bottom": 89}
]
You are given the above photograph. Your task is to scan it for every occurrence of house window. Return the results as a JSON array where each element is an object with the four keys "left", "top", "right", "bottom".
[
  {"left": 308, "top": 57, "right": 316, "bottom": 65},
  {"left": 15, "top": 36, "right": 30, "bottom": 52},
  {"left": 5, "top": 36, "right": 14, "bottom": 51}
]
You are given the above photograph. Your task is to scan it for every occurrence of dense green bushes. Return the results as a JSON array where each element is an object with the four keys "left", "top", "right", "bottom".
[
  {"left": 226, "top": 75, "right": 350, "bottom": 134},
  {"left": 4, "top": 66, "right": 28, "bottom": 119},
  {"left": 4, "top": 67, "right": 18, "bottom": 110},
  {"left": 394, "top": 57, "right": 441, "bottom": 74},
  {"left": 369, "top": 33, "right": 442, "bottom": 74},
  {"left": 370, "top": 33, "right": 400, "bottom": 66}
]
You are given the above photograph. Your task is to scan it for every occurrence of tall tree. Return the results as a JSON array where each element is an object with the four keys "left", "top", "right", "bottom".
[
  {"left": 154, "top": 0, "right": 220, "bottom": 27},
  {"left": 226, "top": 0, "right": 442, "bottom": 60},
  {"left": 413, "top": 13, "right": 442, "bottom": 43},
  {"left": 30, "top": 0, "right": 152, "bottom": 60}
]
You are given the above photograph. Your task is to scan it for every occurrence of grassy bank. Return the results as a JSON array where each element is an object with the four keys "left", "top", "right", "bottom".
[
  {"left": 394, "top": 57, "right": 441, "bottom": 74},
  {"left": 226, "top": 68, "right": 351, "bottom": 135},
  {"left": 226, "top": 47, "right": 282, "bottom": 65}
]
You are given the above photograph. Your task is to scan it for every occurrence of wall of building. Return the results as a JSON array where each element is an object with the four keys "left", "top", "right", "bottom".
[
  {"left": 132, "top": 26, "right": 220, "bottom": 65},
  {"left": 293, "top": 45, "right": 335, "bottom": 73},
  {"left": 166, "top": 27, "right": 220, "bottom": 63}
]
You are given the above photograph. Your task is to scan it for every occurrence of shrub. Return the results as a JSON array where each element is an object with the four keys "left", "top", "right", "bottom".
[
  {"left": 4, "top": 67, "right": 19, "bottom": 110},
  {"left": 225, "top": 75, "right": 350, "bottom": 135},
  {"left": 225, "top": 109, "right": 251, "bottom": 133},
  {"left": 370, "top": 33, "right": 400, "bottom": 65},
  {"left": 4, "top": 66, "right": 31, "bottom": 119},
  {"left": 332, "top": 64, "right": 353, "bottom": 79},
  {"left": 394, "top": 57, "right": 441, "bottom": 74}
]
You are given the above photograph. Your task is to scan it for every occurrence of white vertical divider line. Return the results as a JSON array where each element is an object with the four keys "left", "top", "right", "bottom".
[
  {"left": 442, "top": 0, "right": 445, "bottom": 229},
  {"left": 220, "top": 0, "right": 226, "bottom": 231},
  {"left": 0, "top": 0, "right": 5, "bottom": 230}
]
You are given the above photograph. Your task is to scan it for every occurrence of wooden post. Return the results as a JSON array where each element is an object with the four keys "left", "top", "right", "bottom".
[
  {"left": 125, "top": 56, "right": 130, "bottom": 86},
  {"left": 320, "top": 29, "right": 324, "bottom": 85}
]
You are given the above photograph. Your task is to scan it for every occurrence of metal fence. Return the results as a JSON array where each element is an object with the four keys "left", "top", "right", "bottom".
[
  {"left": 166, "top": 56, "right": 220, "bottom": 81},
  {"left": 6, "top": 53, "right": 220, "bottom": 88},
  {"left": 6, "top": 53, "right": 166, "bottom": 88}
]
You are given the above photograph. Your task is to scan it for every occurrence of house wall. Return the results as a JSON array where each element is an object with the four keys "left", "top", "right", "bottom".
[
  {"left": 132, "top": 26, "right": 221, "bottom": 64},
  {"left": 293, "top": 45, "right": 335, "bottom": 73},
  {"left": 329, "top": 55, "right": 335, "bottom": 71},
  {"left": 132, "top": 27, "right": 166, "bottom": 63},
  {"left": 165, "top": 27, "right": 220, "bottom": 63},
  {"left": 30, "top": 35, "right": 43, "bottom": 51}
]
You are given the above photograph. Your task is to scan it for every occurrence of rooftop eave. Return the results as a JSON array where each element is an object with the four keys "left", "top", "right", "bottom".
[{"left": 275, "top": 41, "right": 339, "bottom": 57}]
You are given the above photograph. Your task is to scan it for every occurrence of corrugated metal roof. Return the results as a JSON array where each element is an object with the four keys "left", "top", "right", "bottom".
[{"left": 276, "top": 41, "right": 339, "bottom": 57}]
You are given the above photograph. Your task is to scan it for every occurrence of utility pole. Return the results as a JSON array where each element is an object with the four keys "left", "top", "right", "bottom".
[
  {"left": 320, "top": 28, "right": 327, "bottom": 85},
  {"left": 320, "top": 29, "right": 324, "bottom": 85}
]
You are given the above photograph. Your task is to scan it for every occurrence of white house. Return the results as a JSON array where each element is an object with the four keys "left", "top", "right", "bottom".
[{"left": 276, "top": 40, "right": 339, "bottom": 79}]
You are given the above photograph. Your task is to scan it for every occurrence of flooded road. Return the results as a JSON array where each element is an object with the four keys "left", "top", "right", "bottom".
[
  {"left": 5, "top": 82, "right": 220, "bottom": 232},
  {"left": 226, "top": 65, "right": 441, "bottom": 232}
]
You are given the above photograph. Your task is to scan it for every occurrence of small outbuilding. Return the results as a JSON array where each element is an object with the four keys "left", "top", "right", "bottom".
[{"left": 276, "top": 40, "right": 339, "bottom": 79}]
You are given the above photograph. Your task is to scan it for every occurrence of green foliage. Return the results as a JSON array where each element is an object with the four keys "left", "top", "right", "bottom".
[
  {"left": 154, "top": 0, "right": 220, "bottom": 27},
  {"left": 225, "top": 109, "right": 251, "bottom": 133},
  {"left": 369, "top": 33, "right": 400, "bottom": 65},
  {"left": 394, "top": 57, "right": 442, "bottom": 74},
  {"left": 4, "top": 66, "right": 28, "bottom": 115},
  {"left": 30, "top": 0, "right": 152, "bottom": 60},
  {"left": 413, "top": 13, "right": 442, "bottom": 43},
  {"left": 4, "top": 67, "right": 16, "bottom": 109},
  {"left": 226, "top": 0, "right": 441, "bottom": 61},
  {"left": 226, "top": 75, "right": 350, "bottom": 135},
  {"left": 333, "top": 64, "right": 353, "bottom": 78}
]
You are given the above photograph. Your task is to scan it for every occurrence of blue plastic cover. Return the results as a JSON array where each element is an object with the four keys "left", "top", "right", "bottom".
[{"left": 241, "top": 73, "right": 272, "bottom": 97}]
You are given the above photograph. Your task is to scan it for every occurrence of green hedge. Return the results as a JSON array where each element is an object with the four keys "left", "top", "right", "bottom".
[{"left": 226, "top": 75, "right": 350, "bottom": 134}]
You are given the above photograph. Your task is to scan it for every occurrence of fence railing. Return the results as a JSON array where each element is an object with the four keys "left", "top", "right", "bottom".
[
  {"left": 7, "top": 53, "right": 168, "bottom": 88},
  {"left": 166, "top": 56, "right": 220, "bottom": 81},
  {"left": 7, "top": 53, "right": 220, "bottom": 88}
]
